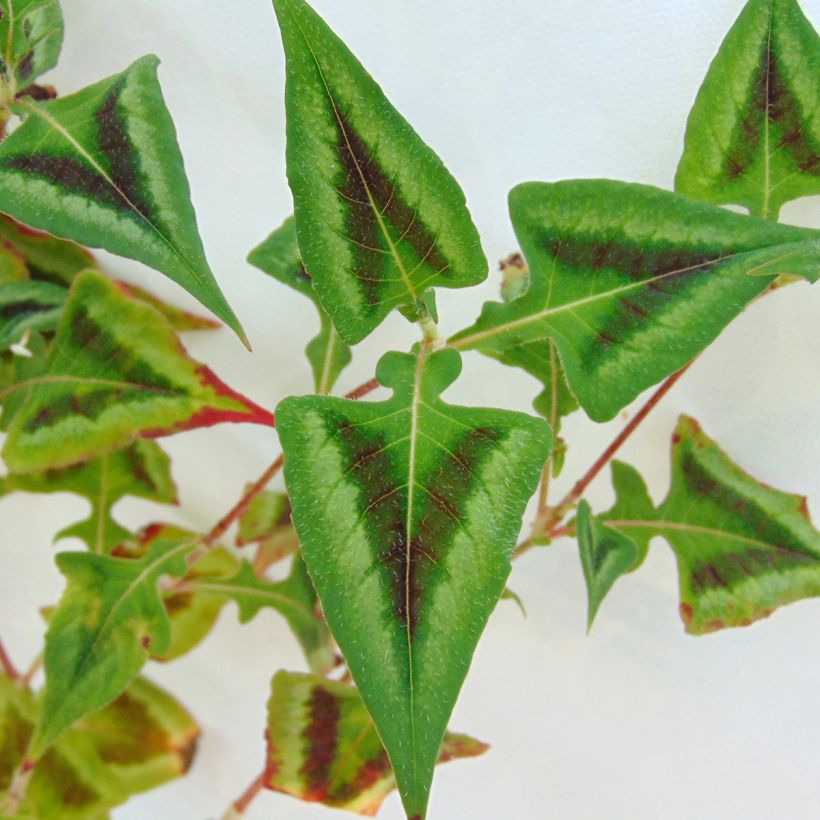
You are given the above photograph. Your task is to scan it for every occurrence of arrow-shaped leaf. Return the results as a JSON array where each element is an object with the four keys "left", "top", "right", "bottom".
[
  {"left": 676, "top": 0, "right": 820, "bottom": 219},
  {"left": 0, "top": 440, "right": 178, "bottom": 554},
  {"left": 451, "top": 180, "right": 819, "bottom": 421},
  {"left": 264, "top": 671, "right": 488, "bottom": 816},
  {"left": 272, "top": 0, "right": 488, "bottom": 344},
  {"left": 276, "top": 347, "right": 550, "bottom": 818},
  {"left": 249, "top": 216, "right": 352, "bottom": 393},
  {"left": 0, "top": 271, "right": 273, "bottom": 474},
  {"left": 0, "top": 54, "right": 245, "bottom": 340},
  {"left": 0, "top": 280, "right": 64, "bottom": 350},
  {"left": 0, "top": 0, "right": 63, "bottom": 90},
  {"left": 596, "top": 418, "right": 820, "bottom": 634},
  {"left": 29, "top": 537, "right": 197, "bottom": 759}
]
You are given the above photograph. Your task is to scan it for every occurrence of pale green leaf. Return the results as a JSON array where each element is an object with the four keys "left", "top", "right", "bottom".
[
  {"left": 272, "top": 0, "right": 487, "bottom": 344},
  {"left": 676, "top": 0, "right": 820, "bottom": 219},
  {"left": 0, "top": 55, "right": 245, "bottom": 340},
  {"left": 0, "top": 0, "right": 63, "bottom": 90},
  {"left": 0, "top": 279, "right": 64, "bottom": 350},
  {"left": 451, "top": 181, "right": 819, "bottom": 421},
  {"left": 276, "top": 347, "right": 550, "bottom": 818}
]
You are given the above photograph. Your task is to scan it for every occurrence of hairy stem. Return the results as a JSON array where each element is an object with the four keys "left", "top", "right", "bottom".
[
  {"left": 516, "top": 361, "right": 694, "bottom": 557},
  {"left": 0, "top": 636, "right": 19, "bottom": 680}
]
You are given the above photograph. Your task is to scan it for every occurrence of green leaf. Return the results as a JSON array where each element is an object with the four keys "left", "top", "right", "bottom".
[
  {"left": 576, "top": 500, "right": 639, "bottom": 631},
  {"left": 602, "top": 418, "right": 820, "bottom": 634},
  {"left": 272, "top": 0, "right": 488, "bottom": 344},
  {"left": 0, "top": 55, "right": 245, "bottom": 341},
  {"left": 249, "top": 216, "right": 351, "bottom": 392},
  {"left": 451, "top": 180, "right": 819, "bottom": 422},
  {"left": 236, "top": 488, "right": 301, "bottom": 569},
  {"left": 0, "top": 239, "right": 28, "bottom": 284},
  {"left": 599, "top": 460, "right": 657, "bottom": 565},
  {"left": 115, "top": 281, "right": 221, "bottom": 332},
  {"left": 0, "top": 440, "right": 178, "bottom": 554},
  {"left": 0, "top": 271, "right": 274, "bottom": 473},
  {"left": 0, "top": 215, "right": 95, "bottom": 286},
  {"left": 675, "top": 0, "right": 820, "bottom": 219},
  {"left": 30, "top": 536, "right": 196, "bottom": 758},
  {"left": 276, "top": 347, "right": 550, "bottom": 818},
  {"left": 0, "top": 280, "right": 64, "bottom": 350},
  {"left": 264, "top": 671, "right": 488, "bottom": 816},
  {"left": 0, "top": 0, "right": 63, "bottom": 91},
  {"left": 1, "top": 674, "right": 198, "bottom": 818},
  {"left": 189, "top": 554, "right": 335, "bottom": 675}
]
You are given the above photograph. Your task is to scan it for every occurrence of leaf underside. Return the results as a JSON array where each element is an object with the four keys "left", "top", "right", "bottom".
[
  {"left": 0, "top": 271, "right": 273, "bottom": 474},
  {"left": 264, "top": 671, "right": 487, "bottom": 817},
  {"left": 676, "top": 0, "right": 820, "bottom": 218},
  {"left": 276, "top": 347, "right": 550, "bottom": 818},
  {"left": 451, "top": 180, "right": 819, "bottom": 421},
  {"left": 0, "top": 54, "right": 244, "bottom": 340},
  {"left": 273, "top": 0, "right": 487, "bottom": 344}
]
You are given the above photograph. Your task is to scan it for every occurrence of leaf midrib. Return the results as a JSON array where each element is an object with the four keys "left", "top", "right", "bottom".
[
  {"left": 190, "top": 578, "right": 315, "bottom": 621},
  {"left": 0, "top": 373, "right": 183, "bottom": 403}
]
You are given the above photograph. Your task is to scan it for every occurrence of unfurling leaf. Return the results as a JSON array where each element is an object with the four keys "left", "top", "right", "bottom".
[
  {"left": 0, "top": 440, "right": 177, "bottom": 554},
  {"left": 264, "top": 671, "right": 488, "bottom": 816},
  {"left": 189, "top": 554, "right": 335, "bottom": 675},
  {"left": 676, "top": 0, "right": 820, "bottom": 219},
  {"left": 451, "top": 181, "right": 819, "bottom": 421},
  {"left": 249, "top": 216, "right": 351, "bottom": 393},
  {"left": 0, "top": 674, "right": 198, "bottom": 818},
  {"left": 0, "top": 0, "right": 63, "bottom": 90},
  {"left": 30, "top": 537, "right": 196, "bottom": 758},
  {"left": 276, "top": 347, "right": 550, "bottom": 818},
  {"left": 598, "top": 419, "right": 820, "bottom": 634},
  {"left": 0, "top": 280, "right": 65, "bottom": 350},
  {"left": 0, "top": 271, "right": 274, "bottom": 474},
  {"left": 0, "top": 55, "right": 245, "bottom": 340},
  {"left": 576, "top": 500, "right": 639, "bottom": 630},
  {"left": 272, "top": 0, "right": 487, "bottom": 344}
]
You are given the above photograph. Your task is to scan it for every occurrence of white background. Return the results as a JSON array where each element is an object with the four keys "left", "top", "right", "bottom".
[{"left": 1, "top": 1, "right": 819, "bottom": 818}]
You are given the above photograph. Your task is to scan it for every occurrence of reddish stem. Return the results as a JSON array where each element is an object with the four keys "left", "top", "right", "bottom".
[
  {"left": 232, "top": 770, "right": 268, "bottom": 815},
  {"left": 0, "top": 637, "right": 19, "bottom": 680}
]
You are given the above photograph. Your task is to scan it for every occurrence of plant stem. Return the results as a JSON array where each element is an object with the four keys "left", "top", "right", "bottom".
[
  {"left": 223, "top": 770, "right": 268, "bottom": 818},
  {"left": 536, "top": 341, "right": 561, "bottom": 515},
  {"left": 517, "top": 361, "right": 694, "bottom": 558},
  {"left": 21, "top": 653, "right": 42, "bottom": 687},
  {"left": 0, "top": 636, "right": 19, "bottom": 680}
]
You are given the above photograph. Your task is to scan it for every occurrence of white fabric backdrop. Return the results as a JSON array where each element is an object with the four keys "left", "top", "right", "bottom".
[{"left": 1, "top": 1, "right": 819, "bottom": 818}]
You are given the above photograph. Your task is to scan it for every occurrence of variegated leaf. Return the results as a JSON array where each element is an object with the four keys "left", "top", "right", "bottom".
[
  {"left": 0, "top": 0, "right": 63, "bottom": 91},
  {"left": 0, "top": 674, "right": 198, "bottom": 818},
  {"left": 676, "top": 0, "right": 820, "bottom": 219},
  {"left": 0, "top": 280, "right": 64, "bottom": 350},
  {"left": 264, "top": 671, "right": 488, "bottom": 816},
  {"left": 272, "top": 0, "right": 487, "bottom": 344},
  {"left": 276, "top": 347, "right": 550, "bottom": 818},
  {"left": 115, "top": 281, "right": 221, "bottom": 332},
  {"left": 249, "top": 216, "right": 351, "bottom": 393},
  {"left": 30, "top": 537, "right": 197, "bottom": 758},
  {"left": 0, "top": 55, "right": 245, "bottom": 340},
  {"left": 451, "top": 181, "right": 819, "bottom": 421},
  {"left": 0, "top": 271, "right": 274, "bottom": 474},
  {"left": 0, "top": 440, "right": 177, "bottom": 554}
]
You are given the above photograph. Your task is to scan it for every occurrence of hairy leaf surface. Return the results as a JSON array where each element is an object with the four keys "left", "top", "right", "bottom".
[
  {"left": 0, "top": 280, "right": 64, "bottom": 350},
  {"left": 676, "top": 0, "right": 820, "bottom": 218},
  {"left": 264, "top": 671, "right": 487, "bottom": 816},
  {"left": 0, "top": 674, "right": 197, "bottom": 818},
  {"left": 0, "top": 440, "right": 177, "bottom": 554},
  {"left": 249, "top": 216, "right": 351, "bottom": 392},
  {"left": 598, "top": 419, "right": 820, "bottom": 633},
  {"left": 277, "top": 347, "right": 550, "bottom": 818},
  {"left": 0, "top": 272, "right": 273, "bottom": 473},
  {"left": 451, "top": 181, "right": 819, "bottom": 421},
  {"left": 30, "top": 537, "right": 196, "bottom": 757},
  {"left": 0, "top": 55, "right": 244, "bottom": 339},
  {"left": 190, "top": 555, "right": 334, "bottom": 675},
  {"left": 272, "top": 0, "right": 487, "bottom": 344},
  {"left": 0, "top": 0, "right": 63, "bottom": 90}
]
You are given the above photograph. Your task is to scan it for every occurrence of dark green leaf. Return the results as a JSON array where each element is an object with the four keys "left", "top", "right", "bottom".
[
  {"left": 264, "top": 671, "right": 488, "bottom": 816},
  {"left": 451, "top": 181, "right": 819, "bottom": 421},
  {"left": 276, "top": 347, "right": 550, "bottom": 818},
  {"left": 0, "top": 280, "right": 64, "bottom": 350},
  {"left": 272, "top": 0, "right": 487, "bottom": 344},
  {"left": 676, "top": 0, "right": 820, "bottom": 219},
  {"left": 0, "top": 271, "right": 274, "bottom": 474},
  {"left": 0, "top": 55, "right": 245, "bottom": 340},
  {"left": 30, "top": 537, "right": 196, "bottom": 758},
  {"left": 249, "top": 216, "right": 351, "bottom": 392},
  {"left": 0, "top": 440, "right": 177, "bottom": 554},
  {"left": 0, "top": 0, "right": 63, "bottom": 90}
]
